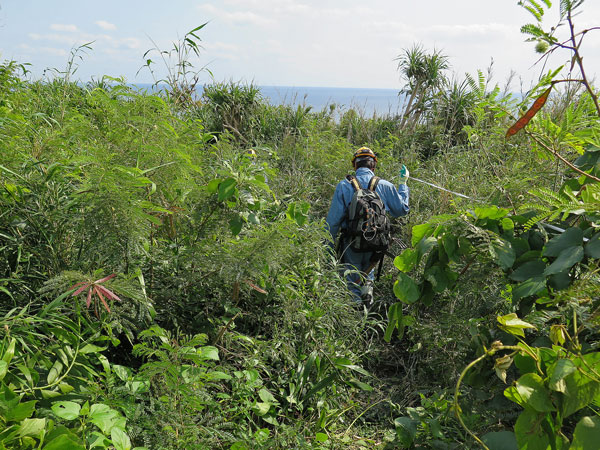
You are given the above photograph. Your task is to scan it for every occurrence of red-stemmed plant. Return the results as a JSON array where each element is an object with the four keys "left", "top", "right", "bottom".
[{"left": 69, "top": 274, "right": 122, "bottom": 317}]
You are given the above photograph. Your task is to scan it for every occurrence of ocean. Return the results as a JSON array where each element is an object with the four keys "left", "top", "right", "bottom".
[
  {"left": 134, "top": 83, "right": 404, "bottom": 117},
  {"left": 258, "top": 86, "right": 404, "bottom": 117}
]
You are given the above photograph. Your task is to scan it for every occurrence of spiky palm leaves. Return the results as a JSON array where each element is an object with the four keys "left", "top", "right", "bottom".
[{"left": 395, "top": 44, "right": 450, "bottom": 128}]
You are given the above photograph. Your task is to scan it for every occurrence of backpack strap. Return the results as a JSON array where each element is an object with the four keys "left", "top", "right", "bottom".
[
  {"left": 346, "top": 175, "right": 361, "bottom": 192},
  {"left": 368, "top": 176, "right": 380, "bottom": 191}
]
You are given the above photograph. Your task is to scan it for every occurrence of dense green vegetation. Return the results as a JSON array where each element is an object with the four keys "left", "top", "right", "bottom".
[{"left": 1, "top": 1, "right": 600, "bottom": 448}]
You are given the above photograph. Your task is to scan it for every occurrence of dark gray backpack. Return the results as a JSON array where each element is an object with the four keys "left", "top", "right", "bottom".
[{"left": 344, "top": 175, "right": 391, "bottom": 255}]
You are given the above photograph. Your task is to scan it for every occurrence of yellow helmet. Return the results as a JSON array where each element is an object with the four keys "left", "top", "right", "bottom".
[{"left": 351, "top": 147, "right": 377, "bottom": 167}]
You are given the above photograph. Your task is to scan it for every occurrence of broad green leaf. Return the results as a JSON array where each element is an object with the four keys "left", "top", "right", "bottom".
[
  {"left": 43, "top": 434, "right": 86, "bottom": 450},
  {"left": 51, "top": 401, "right": 80, "bottom": 420},
  {"left": 497, "top": 313, "right": 537, "bottom": 337},
  {"left": 411, "top": 223, "right": 433, "bottom": 247},
  {"left": 548, "top": 270, "right": 571, "bottom": 291},
  {"left": 574, "top": 146, "right": 600, "bottom": 169},
  {"left": 514, "top": 373, "right": 555, "bottom": 412},
  {"left": 474, "top": 206, "right": 510, "bottom": 220},
  {"left": 548, "top": 359, "right": 576, "bottom": 393},
  {"left": 41, "top": 389, "right": 61, "bottom": 399},
  {"left": 394, "top": 248, "right": 418, "bottom": 272},
  {"left": 113, "top": 365, "right": 131, "bottom": 382},
  {"left": 393, "top": 273, "right": 420, "bottom": 304},
  {"left": 88, "top": 403, "right": 123, "bottom": 434},
  {"left": 492, "top": 238, "right": 516, "bottom": 270},
  {"left": 315, "top": 432, "right": 328, "bottom": 443},
  {"left": 6, "top": 399, "right": 36, "bottom": 422},
  {"left": 427, "top": 418, "right": 444, "bottom": 439},
  {"left": 510, "top": 238, "right": 532, "bottom": 259},
  {"left": 252, "top": 402, "right": 271, "bottom": 416},
  {"left": 420, "top": 281, "right": 435, "bottom": 306},
  {"left": 571, "top": 416, "right": 600, "bottom": 450},
  {"left": 441, "top": 234, "right": 459, "bottom": 261},
  {"left": 584, "top": 232, "right": 600, "bottom": 258},
  {"left": 514, "top": 410, "right": 554, "bottom": 450},
  {"left": 514, "top": 349, "right": 538, "bottom": 375},
  {"left": 543, "top": 246, "right": 583, "bottom": 276},
  {"left": 229, "top": 215, "right": 244, "bottom": 235},
  {"left": 1, "top": 338, "right": 16, "bottom": 364},
  {"left": 217, "top": 178, "right": 237, "bottom": 201},
  {"left": 549, "top": 325, "right": 566, "bottom": 346},
  {"left": 198, "top": 346, "right": 219, "bottom": 361},
  {"left": 0, "top": 360, "right": 7, "bottom": 382},
  {"left": 18, "top": 418, "right": 46, "bottom": 438},
  {"left": 206, "top": 371, "right": 232, "bottom": 381},
  {"left": 504, "top": 386, "right": 524, "bottom": 407},
  {"left": 457, "top": 236, "right": 472, "bottom": 255},
  {"left": 207, "top": 178, "right": 221, "bottom": 193},
  {"left": 509, "top": 260, "right": 546, "bottom": 282},
  {"left": 79, "top": 344, "right": 107, "bottom": 354},
  {"left": 111, "top": 427, "right": 132, "bottom": 450},
  {"left": 258, "top": 388, "right": 277, "bottom": 404},
  {"left": 286, "top": 201, "right": 310, "bottom": 226},
  {"left": 424, "top": 265, "right": 449, "bottom": 293},
  {"left": 512, "top": 276, "right": 546, "bottom": 302},
  {"left": 394, "top": 416, "right": 417, "bottom": 447},
  {"left": 47, "top": 360, "right": 63, "bottom": 385},
  {"left": 517, "top": 250, "right": 542, "bottom": 264},
  {"left": 59, "top": 382, "right": 74, "bottom": 394},
  {"left": 561, "top": 352, "right": 600, "bottom": 418},
  {"left": 482, "top": 431, "right": 518, "bottom": 450},
  {"left": 501, "top": 217, "right": 515, "bottom": 233},
  {"left": 88, "top": 431, "right": 111, "bottom": 449},
  {"left": 542, "top": 227, "right": 583, "bottom": 257},
  {"left": 416, "top": 237, "right": 437, "bottom": 258}
]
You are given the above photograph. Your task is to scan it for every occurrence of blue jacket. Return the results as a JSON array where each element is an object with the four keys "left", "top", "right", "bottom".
[{"left": 325, "top": 167, "right": 409, "bottom": 242}]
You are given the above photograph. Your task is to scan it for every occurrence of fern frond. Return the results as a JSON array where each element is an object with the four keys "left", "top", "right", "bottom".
[
  {"left": 529, "top": 187, "right": 569, "bottom": 206},
  {"left": 560, "top": 0, "right": 573, "bottom": 19},
  {"left": 524, "top": 211, "right": 554, "bottom": 230},
  {"left": 518, "top": 203, "right": 551, "bottom": 214},
  {"left": 527, "top": 309, "right": 561, "bottom": 328},
  {"left": 524, "top": 4, "right": 543, "bottom": 21}
]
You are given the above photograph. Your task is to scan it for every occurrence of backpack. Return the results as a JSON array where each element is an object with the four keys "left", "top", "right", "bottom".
[{"left": 343, "top": 175, "right": 391, "bottom": 280}]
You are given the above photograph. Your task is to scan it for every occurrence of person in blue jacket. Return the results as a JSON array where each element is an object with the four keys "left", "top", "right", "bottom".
[{"left": 326, "top": 147, "right": 410, "bottom": 304}]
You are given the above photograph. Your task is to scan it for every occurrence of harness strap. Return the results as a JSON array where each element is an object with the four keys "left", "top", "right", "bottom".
[
  {"left": 368, "top": 176, "right": 380, "bottom": 191},
  {"left": 346, "top": 174, "right": 361, "bottom": 192},
  {"left": 346, "top": 174, "right": 380, "bottom": 192}
]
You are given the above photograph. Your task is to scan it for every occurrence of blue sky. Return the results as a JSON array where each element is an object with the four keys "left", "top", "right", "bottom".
[{"left": 1, "top": 1, "right": 599, "bottom": 89}]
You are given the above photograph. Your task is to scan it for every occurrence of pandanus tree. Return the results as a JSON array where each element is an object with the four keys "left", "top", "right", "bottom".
[{"left": 395, "top": 44, "right": 450, "bottom": 128}]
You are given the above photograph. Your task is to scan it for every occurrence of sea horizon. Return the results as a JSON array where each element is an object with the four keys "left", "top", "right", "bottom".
[{"left": 133, "top": 83, "right": 405, "bottom": 117}]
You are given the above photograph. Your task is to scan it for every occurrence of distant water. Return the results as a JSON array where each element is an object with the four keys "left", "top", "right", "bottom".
[
  {"left": 258, "top": 86, "right": 404, "bottom": 117},
  {"left": 133, "top": 83, "right": 404, "bottom": 117}
]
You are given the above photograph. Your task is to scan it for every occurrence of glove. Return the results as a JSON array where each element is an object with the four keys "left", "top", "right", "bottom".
[{"left": 398, "top": 164, "right": 409, "bottom": 184}]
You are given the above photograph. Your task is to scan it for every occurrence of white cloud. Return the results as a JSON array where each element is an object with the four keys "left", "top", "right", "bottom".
[
  {"left": 29, "top": 33, "right": 82, "bottom": 46},
  {"left": 198, "top": 4, "right": 275, "bottom": 26},
  {"left": 203, "top": 41, "right": 239, "bottom": 52},
  {"left": 28, "top": 31, "right": 141, "bottom": 50},
  {"left": 50, "top": 24, "right": 79, "bottom": 32},
  {"left": 96, "top": 20, "right": 117, "bottom": 31},
  {"left": 18, "top": 43, "right": 68, "bottom": 58}
]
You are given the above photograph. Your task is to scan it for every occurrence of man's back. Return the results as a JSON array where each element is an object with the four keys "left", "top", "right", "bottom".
[{"left": 325, "top": 167, "right": 409, "bottom": 241}]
